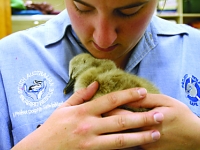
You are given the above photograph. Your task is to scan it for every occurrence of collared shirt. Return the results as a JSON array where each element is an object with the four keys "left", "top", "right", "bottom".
[{"left": 1, "top": 10, "right": 200, "bottom": 149}]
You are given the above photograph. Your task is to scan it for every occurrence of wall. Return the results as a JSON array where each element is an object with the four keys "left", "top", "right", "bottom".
[{"left": 0, "top": 0, "right": 11, "bottom": 38}]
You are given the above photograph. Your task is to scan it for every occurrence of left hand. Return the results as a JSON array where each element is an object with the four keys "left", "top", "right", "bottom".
[{"left": 107, "top": 93, "right": 200, "bottom": 150}]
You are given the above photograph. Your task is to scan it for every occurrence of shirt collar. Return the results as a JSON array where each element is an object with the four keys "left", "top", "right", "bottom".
[
  {"left": 125, "top": 21, "right": 157, "bottom": 72},
  {"left": 44, "top": 10, "right": 71, "bottom": 46},
  {"left": 151, "top": 15, "right": 188, "bottom": 35},
  {"left": 125, "top": 15, "right": 188, "bottom": 72}
]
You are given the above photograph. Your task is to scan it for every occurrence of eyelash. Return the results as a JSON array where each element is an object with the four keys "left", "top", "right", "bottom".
[
  {"left": 74, "top": 4, "right": 142, "bottom": 19},
  {"left": 74, "top": 5, "right": 92, "bottom": 14},
  {"left": 115, "top": 10, "right": 139, "bottom": 18}
]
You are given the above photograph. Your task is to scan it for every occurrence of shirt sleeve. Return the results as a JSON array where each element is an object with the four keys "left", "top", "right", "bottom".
[{"left": 0, "top": 71, "right": 13, "bottom": 149}]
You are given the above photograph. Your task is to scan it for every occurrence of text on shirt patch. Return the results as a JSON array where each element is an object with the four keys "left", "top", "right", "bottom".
[
  {"left": 182, "top": 74, "right": 200, "bottom": 106},
  {"left": 14, "top": 71, "right": 63, "bottom": 118}
]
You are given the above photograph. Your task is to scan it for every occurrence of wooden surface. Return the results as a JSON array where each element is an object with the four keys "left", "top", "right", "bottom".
[{"left": 0, "top": 0, "right": 11, "bottom": 39}]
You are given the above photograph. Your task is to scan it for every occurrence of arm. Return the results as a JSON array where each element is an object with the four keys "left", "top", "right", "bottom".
[{"left": 12, "top": 82, "right": 163, "bottom": 150}]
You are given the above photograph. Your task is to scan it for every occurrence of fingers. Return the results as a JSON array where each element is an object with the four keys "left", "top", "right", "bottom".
[
  {"left": 59, "top": 81, "right": 99, "bottom": 108},
  {"left": 127, "top": 94, "right": 179, "bottom": 110},
  {"left": 84, "top": 88, "right": 147, "bottom": 115},
  {"left": 94, "top": 130, "right": 160, "bottom": 149},
  {"left": 96, "top": 111, "right": 164, "bottom": 134}
]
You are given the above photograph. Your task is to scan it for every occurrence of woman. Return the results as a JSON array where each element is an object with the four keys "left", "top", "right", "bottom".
[{"left": 1, "top": 0, "right": 200, "bottom": 149}]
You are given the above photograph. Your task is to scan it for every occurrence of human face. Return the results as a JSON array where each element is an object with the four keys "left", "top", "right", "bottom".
[{"left": 65, "top": 0, "right": 157, "bottom": 68}]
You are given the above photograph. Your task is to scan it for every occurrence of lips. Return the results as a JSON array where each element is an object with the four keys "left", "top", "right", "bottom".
[{"left": 93, "top": 42, "right": 118, "bottom": 52}]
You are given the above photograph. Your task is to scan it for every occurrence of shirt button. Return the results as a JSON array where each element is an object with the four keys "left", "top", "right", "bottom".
[
  {"left": 37, "top": 124, "right": 42, "bottom": 128},
  {"left": 149, "top": 32, "right": 153, "bottom": 40}
]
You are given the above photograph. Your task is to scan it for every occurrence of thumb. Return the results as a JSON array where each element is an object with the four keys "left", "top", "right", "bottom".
[{"left": 60, "top": 81, "right": 99, "bottom": 108}]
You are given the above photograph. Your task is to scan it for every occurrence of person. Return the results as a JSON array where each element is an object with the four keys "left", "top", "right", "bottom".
[{"left": 0, "top": 0, "right": 200, "bottom": 149}]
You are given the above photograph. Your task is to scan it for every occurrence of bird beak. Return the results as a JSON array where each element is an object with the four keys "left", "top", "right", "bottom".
[{"left": 63, "top": 77, "right": 75, "bottom": 94}]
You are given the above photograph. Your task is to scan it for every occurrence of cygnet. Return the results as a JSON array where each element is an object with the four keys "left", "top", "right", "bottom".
[{"left": 64, "top": 53, "right": 160, "bottom": 112}]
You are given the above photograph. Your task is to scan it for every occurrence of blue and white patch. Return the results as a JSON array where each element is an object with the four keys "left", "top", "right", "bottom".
[
  {"left": 18, "top": 71, "right": 54, "bottom": 107},
  {"left": 182, "top": 74, "right": 200, "bottom": 106}
]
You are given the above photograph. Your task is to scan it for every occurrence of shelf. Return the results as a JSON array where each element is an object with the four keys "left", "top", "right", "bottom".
[
  {"left": 12, "top": 15, "right": 56, "bottom": 21},
  {"left": 157, "top": 13, "right": 179, "bottom": 17},
  {"left": 11, "top": 15, "right": 56, "bottom": 33},
  {"left": 183, "top": 14, "right": 200, "bottom": 17},
  {"left": 156, "top": 0, "right": 200, "bottom": 29}
]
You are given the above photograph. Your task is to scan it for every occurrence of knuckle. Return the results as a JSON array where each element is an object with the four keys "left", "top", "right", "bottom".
[
  {"left": 73, "top": 90, "right": 86, "bottom": 102},
  {"left": 117, "top": 116, "right": 126, "bottom": 129},
  {"left": 78, "top": 141, "right": 91, "bottom": 150},
  {"left": 76, "top": 106, "right": 87, "bottom": 116},
  {"left": 128, "top": 88, "right": 139, "bottom": 98},
  {"left": 75, "top": 88, "right": 85, "bottom": 96},
  {"left": 141, "top": 112, "right": 149, "bottom": 125},
  {"left": 73, "top": 124, "right": 92, "bottom": 135},
  {"left": 106, "top": 93, "right": 118, "bottom": 105},
  {"left": 115, "top": 134, "right": 126, "bottom": 148},
  {"left": 140, "top": 133, "right": 149, "bottom": 144}
]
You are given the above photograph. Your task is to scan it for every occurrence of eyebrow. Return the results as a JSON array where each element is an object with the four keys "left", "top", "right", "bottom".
[
  {"left": 73, "top": 0, "right": 94, "bottom": 8},
  {"left": 117, "top": 1, "right": 149, "bottom": 10}
]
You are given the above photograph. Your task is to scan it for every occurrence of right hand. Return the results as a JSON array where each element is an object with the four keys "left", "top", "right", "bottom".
[{"left": 12, "top": 81, "right": 163, "bottom": 150}]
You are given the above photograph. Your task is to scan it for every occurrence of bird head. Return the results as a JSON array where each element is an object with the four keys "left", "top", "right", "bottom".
[
  {"left": 69, "top": 53, "right": 97, "bottom": 79},
  {"left": 63, "top": 53, "right": 117, "bottom": 94},
  {"left": 69, "top": 53, "right": 117, "bottom": 79},
  {"left": 64, "top": 53, "right": 96, "bottom": 94}
]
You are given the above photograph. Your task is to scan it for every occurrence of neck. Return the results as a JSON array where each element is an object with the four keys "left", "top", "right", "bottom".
[{"left": 115, "top": 52, "right": 131, "bottom": 69}]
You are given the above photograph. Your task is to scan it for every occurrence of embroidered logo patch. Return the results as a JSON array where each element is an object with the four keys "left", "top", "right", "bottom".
[
  {"left": 18, "top": 71, "right": 54, "bottom": 107},
  {"left": 182, "top": 74, "right": 200, "bottom": 106}
]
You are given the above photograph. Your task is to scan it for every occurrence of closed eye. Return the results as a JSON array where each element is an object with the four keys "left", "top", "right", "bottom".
[
  {"left": 73, "top": 0, "right": 94, "bottom": 13},
  {"left": 121, "top": 6, "right": 142, "bottom": 15},
  {"left": 116, "top": 4, "right": 146, "bottom": 18},
  {"left": 115, "top": 1, "right": 148, "bottom": 18}
]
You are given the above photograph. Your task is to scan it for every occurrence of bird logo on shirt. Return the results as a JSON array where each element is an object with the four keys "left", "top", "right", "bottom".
[
  {"left": 23, "top": 79, "right": 47, "bottom": 101},
  {"left": 182, "top": 74, "right": 200, "bottom": 106}
]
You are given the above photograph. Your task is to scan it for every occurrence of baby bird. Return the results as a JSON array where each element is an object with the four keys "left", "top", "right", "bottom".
[{"left": 63, "top": 53, "right": 160, "bottom": 112}]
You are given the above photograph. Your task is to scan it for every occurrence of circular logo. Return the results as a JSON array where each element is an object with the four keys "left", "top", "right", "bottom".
[
  {"left": 18, "top": 71, "right": 54, "bottom": 107},
  {"left": 182, "top": 74, "right": 200, "bottom": 106}
]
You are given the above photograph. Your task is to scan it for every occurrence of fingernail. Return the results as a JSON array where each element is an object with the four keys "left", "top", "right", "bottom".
[
  {"left": 154, "top": 113, "right": 164, "bottom": 123},
  {"left": 151, "top": 131, "right": 160, "bottom": 141},
  {"left": 88, "top": 81, "right": 97, "bottom": 88},
  {"left": 137, "top": 88, "right": 147, "bottom": 97}
]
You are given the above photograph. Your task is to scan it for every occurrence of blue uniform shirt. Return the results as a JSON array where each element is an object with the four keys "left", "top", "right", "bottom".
[{"left": 1, "top": 10, "right": 200, "bottom": 149}]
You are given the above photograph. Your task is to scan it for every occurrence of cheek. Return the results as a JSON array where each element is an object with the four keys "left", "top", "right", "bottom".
[
  {"left": 124, "top": 0, "right": 156, "bottom": 39},
  {"left": 68, "top": 9, "right": 92, "bottom": 39},
  {"left": 121, "top": 21, "right": 145, "bottom": 45},
  {"left": 124, "top": 13, "right": 153, "bottom": 41}
]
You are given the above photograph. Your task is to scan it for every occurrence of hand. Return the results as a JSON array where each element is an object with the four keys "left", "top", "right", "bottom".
[
  {"left": 12, "top": 82, "right": 163, "bottom": 150},
  {"left": 124, "top": 94, "right": 200, "bottom": 150}
]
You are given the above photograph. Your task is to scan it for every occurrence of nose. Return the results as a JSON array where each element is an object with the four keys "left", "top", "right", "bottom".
[{"left": 93, "top": 16, "right": 118, "bottom": 48}]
